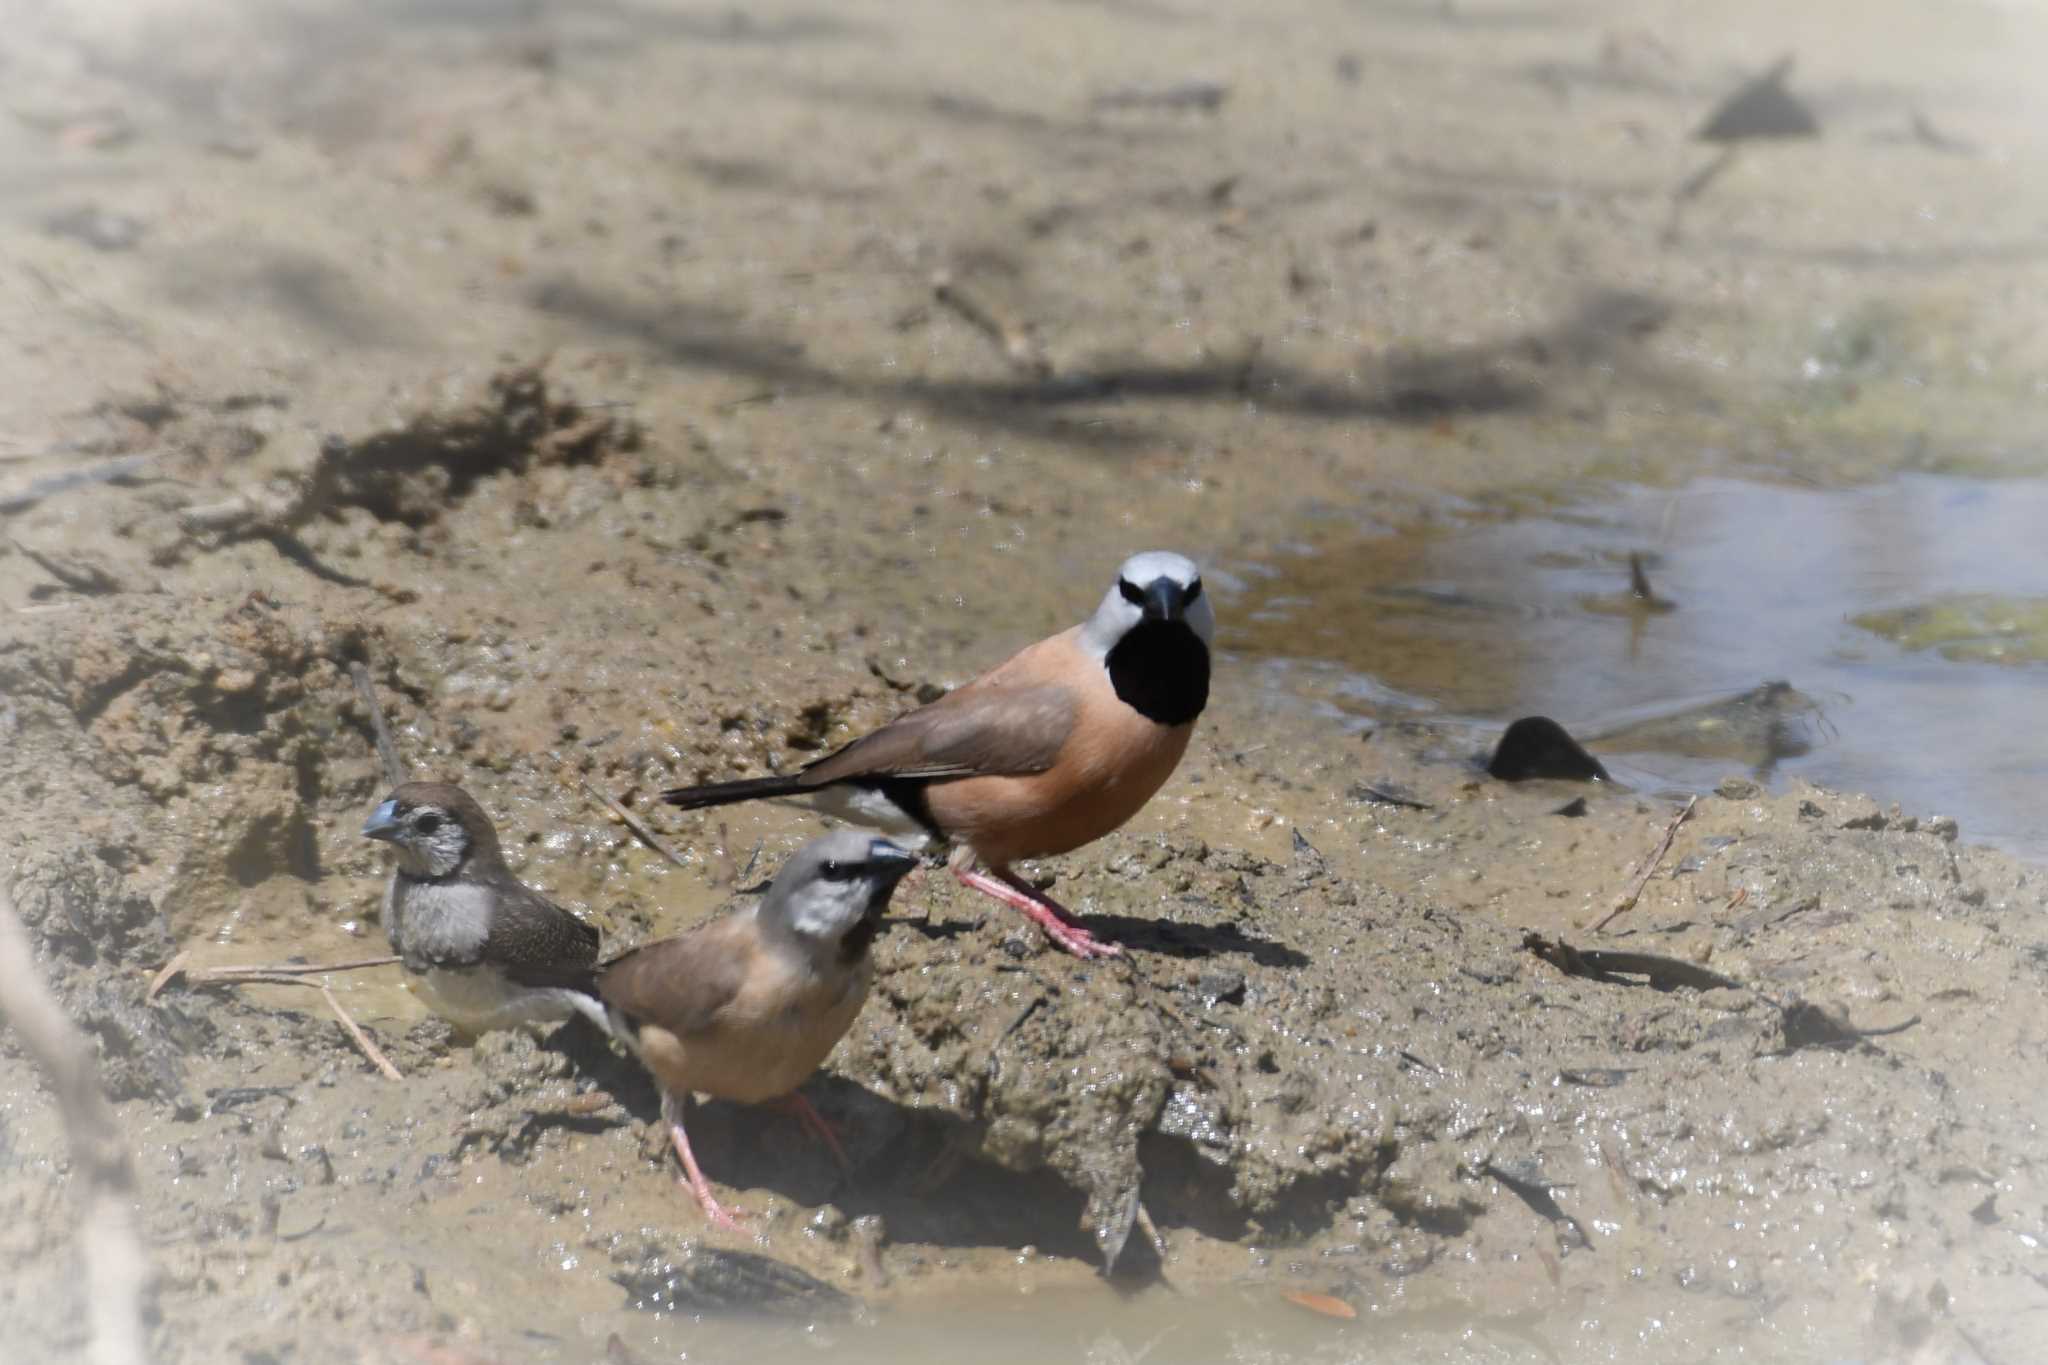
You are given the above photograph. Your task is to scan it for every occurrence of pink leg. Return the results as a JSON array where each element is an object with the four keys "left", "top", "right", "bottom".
[
  {"left": 953, "top": 864, "right": 1122, "bottom": 959},
  {"left": 773, "top": 1092, "right": 852, "bottom": 1171},
  {"left": 662, "top": 1093, "right": 746, "bottom": 1231}
]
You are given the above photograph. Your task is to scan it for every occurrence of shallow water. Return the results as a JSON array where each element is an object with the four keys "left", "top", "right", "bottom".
[
  {"left": 1232, "top": 475, "right": 2048, "bottom": 859},
  {"left": 610, "top": 1277, "right": 1837, "bottom": 1365}
]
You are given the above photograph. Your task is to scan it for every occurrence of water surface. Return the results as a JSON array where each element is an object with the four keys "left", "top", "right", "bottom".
[{"left": 1232, "top": 475, "right": 2048, "bottom": 859}]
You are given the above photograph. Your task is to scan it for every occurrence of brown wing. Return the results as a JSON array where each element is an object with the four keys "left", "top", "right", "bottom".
[
  {"left": 594, "top": 916, "right": 755, "bottom": 1039},
  {"left": 484, "top": 874, "right": 603, "bottom": 987},
  {"left": 798, "top": 683, "right": 1077, "bottom": 785}
]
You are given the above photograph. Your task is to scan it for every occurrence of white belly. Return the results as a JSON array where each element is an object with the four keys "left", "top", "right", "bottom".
[
  {"left": 410, "top": 965, "right": 584, "bottom": 1037},
  {"left": 799, "top": 786, "right": 940, "bottom": 847}
]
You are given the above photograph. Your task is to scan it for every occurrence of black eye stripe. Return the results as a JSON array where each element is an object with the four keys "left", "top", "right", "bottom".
[
  {"left": 1185, "top": 578, "right": 1203, "bottom": 603},
  {"left": 821, "top": 860, "right": 858, "bottom": 881},
  {"left": 1118, "top": 578, "right": 1144, "bottom": 606}
]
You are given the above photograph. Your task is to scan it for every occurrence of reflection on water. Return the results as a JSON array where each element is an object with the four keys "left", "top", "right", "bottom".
[
  {"left": 610, "top": 1279, "right": 1706, "bottom": 1365},
  {"left": 1231, "top": 476, "right": 2048, "bottom": 859}
]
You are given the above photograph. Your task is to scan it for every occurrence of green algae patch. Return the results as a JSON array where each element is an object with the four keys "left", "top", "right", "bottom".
[{"left": 1853, "top": 594, "right": 2048, "bottom": 663}]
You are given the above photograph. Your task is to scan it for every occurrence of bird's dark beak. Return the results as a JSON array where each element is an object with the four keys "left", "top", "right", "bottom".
[
  {"left": 1141, "top": 578, "right": 1186, "bottom": 623},
  {"left": 867, "top": 839, "right": 919, "bottom": 884},
  {"left": 362, "top": 799, "right": 404, "bottom": 842}
]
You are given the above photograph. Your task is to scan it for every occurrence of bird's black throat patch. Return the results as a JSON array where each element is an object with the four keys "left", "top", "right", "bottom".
[
  {"left": 848, "top": 777, "right": 946, "bottom": 843},
  {"left": 1105, "top": 621, "right": 1209, "bottom": 727},
  {"left": 839, "top": 912, "right": 882, "bottom": 966}
]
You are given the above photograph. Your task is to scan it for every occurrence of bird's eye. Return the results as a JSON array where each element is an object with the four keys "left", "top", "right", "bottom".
[
  {"left": 820, "top": 859, "right": 853, "bottom": 881},
  {"left": 413, "top": 813, "right": 444, "bottom": 835},
  {"left": 1117, "top": 578, "right": 1144, "bottom": 606},
  {"left": 1185, "top": 578, "right": 1203, "bottom": 603}
]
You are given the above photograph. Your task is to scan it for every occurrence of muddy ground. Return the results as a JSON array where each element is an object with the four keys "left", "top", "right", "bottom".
[{"left": 5, "top": 0, "right": 2048, "bottom": 1361}]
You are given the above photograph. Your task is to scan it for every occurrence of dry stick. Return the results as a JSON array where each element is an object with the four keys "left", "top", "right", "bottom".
[
  {"left": 187, "top": 954, "right": 399, "bottom": 979},
  {"left": 1661, "top": 147, "right": 1738, "bottom": 244},
  {"left": 930, "top": 271, "right": 1053, "bottom": 379},
  {"left": 0, "top": 885, "right": 151, "bottom": 1365},
  {"left": 187, "top": 970, "right": 401, "bottom": 1081},
  {"left": 1590, "top": 795, "right": 1698, "bottom": 934},
  {"left": 146, "top": 953, "right": 400, "bottom": 1003},
  {"left": 349, "top": 661, "right": 407, "bottom": 787},
  {"left": 1674, "top": 147, "right": 1739, "bottom": 205},
  {"left": 315, "top": 981, "right": 403, "bottom": 1082},
  {"left": 0, "top": 452, "right": 156, "bottom": 515},
  {"left": 579, "top": 780, "right": 691, "bottom": 871}
]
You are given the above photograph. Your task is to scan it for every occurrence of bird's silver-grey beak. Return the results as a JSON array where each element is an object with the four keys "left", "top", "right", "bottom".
[
  {"left": 362, "top": 799, "right": 404, "bottom": 841},
  {"left": 1141, "top": 578, "right": 1186, "bottom": 623},
  {"left": 867, "top": 839, "right": 919, "bottom": 884}
]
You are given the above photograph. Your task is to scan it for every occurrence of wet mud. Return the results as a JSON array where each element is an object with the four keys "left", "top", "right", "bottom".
[{"left": 6, "top": 0, "right": 2048, "bottom": 1361}]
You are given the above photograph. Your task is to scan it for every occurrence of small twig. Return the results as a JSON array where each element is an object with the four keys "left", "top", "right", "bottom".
[
  {"left": 0, "top": 452, "right": 157, "bottom": 515},
  {"left": 11, "top": 538, "right": 121, "bottom": 594},
  {"left": 579, "top": 781, "right": 691, "bottom": 871},
  {"left": 149, "top": 953, "right": 400, "bottom": 1001},
  {"left": 349, "top": 661, "right": 407, "bottom": 787},
  {"left": 1591, "top": 795, "right": 1697, "bottom": 933},
  {"left": 176, "top": 496, "right": 258, "bottom": 535},
  {"left": 1090, "top": 80, "right": 1231, "bottom": 112},
  {"left": 1661, "top": 147, "right": 1739, "bottom": 245},
  {"left": 1627, "top": 552, "right": 1675, "bottom": 611},
  {"left": 177, "top": 969, "right": 401, "bottom": 1080},
  {"left": 188, "top": 956, "right": 399, "bottom": 984},
  {"left": 0, "top": 884, "right": 151, "bottom": 1365},
  {"left": 931, "top": 270, "right": 1052, "bottom": 379},
  {"left": 143, "top": 950, "right": 192, "bottom": 1003},
  {"left": 317, "top": 981, "right": 403, "bottom": 1081},
  {"left": 1673, "top": 147, "right": 1738, "bottom": 205},
  {"left": 1480, "top": 1160, "right": 1590, "bottom": 1248}
]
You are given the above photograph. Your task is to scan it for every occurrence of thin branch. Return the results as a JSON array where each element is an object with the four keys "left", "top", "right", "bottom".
[
  {"left": 579, "top": 781, "right": 692, "bottom": 871},
  {"left": 349, "top": 661, "right": 407, "bottom": 787},
  {"left": 0, "top": 452, "right": 157, "bottom": 515},
  {"left": 316, "top": 982, "right": 403, "bottom": 1082},
  {"left": 187, "top": 955, "right": 400, "bottom": 982},
  {"left": 173, "top": 970, "right": 402, "bottom": 1081},
  {"left": 147, "top": 953, "right": 399, "bottom": 1002},
  {"left": 1590, "top": 795, "right": 1697, "bottom": 934},
  {"left": 0, "top": 884, "right": 151, "bottom": 1365},
  {"left": 931, "top": 270, "right": 1052, "bottom": 378}
]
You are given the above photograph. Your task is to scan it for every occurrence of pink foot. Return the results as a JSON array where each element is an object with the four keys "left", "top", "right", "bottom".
[
  {"left": 953, "top": 865, "right": 1122, "bottom": 959},
  {"left": 772, "top": 1091, "right": 852, "bottom": 1171},
  {"left": 664, "top": 1097, "right": 747, "bottom": 1231}
]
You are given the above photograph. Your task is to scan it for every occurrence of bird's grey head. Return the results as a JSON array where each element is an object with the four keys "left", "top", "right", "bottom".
[
  {"left": 1079, "top": 550, "right": 1215, "bottom": 660},
  {"left": 760, "top": 829, "right": 919, "bottom": 951},
  {"left": 362, "top": 781, "right": 493, "bottom": 880}
]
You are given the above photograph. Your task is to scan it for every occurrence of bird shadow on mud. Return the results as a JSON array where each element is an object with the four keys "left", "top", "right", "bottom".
[
  {"left": 526, "top": 275, "right": 1676, "bottom": 452},
  {"left": 523, "top": 1015, "right": 1302, "bottom": 1266},
  {"left": 525, "top": 1020, "right": 1107, "bottom": 1258},
  {"left": 882, "top": 907, "right": 1307, "bottom": 966},
  {"left": 1079, "top": 913, "right": 1310, "bottom": 966}
]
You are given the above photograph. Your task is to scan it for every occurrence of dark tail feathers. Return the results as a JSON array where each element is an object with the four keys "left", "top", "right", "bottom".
[
  {"left": 502, "top": 962, "right": 600, "bottom": 996},
  {"left": 661, "top": 773, "right": 813, "bottom": 810}
]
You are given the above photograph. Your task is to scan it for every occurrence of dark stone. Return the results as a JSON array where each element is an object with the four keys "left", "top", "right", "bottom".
[{"left": 1486, "top": 717, "right": 1610, "bottom": 782}]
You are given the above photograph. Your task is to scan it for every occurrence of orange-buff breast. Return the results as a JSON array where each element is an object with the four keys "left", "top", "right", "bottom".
[{"left": 925, "top": 692, "right": 1194, "bottom": 867}]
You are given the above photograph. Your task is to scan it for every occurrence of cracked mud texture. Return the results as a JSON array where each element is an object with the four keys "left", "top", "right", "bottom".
[{"left": 5, "top": 0, "right": 2048, "bottom": 1360}]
